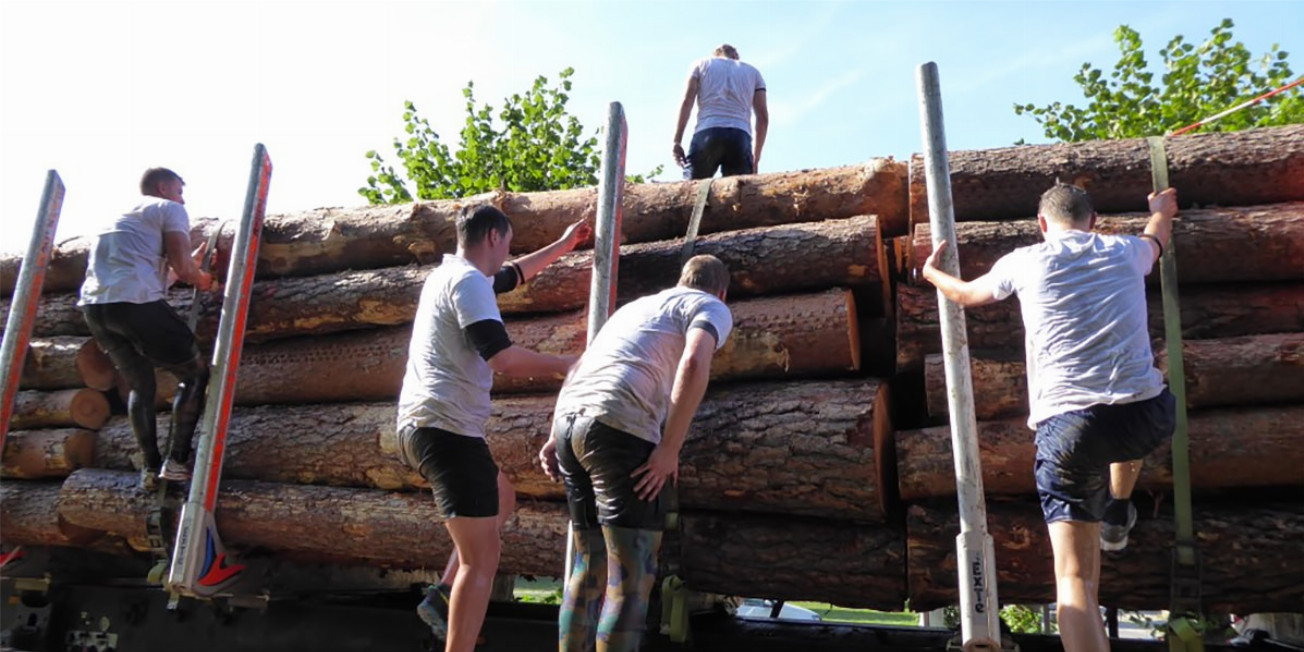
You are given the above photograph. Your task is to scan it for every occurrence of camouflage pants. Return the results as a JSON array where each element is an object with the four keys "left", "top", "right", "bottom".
[{"left": 558, "top": 525, "right": 662, "bottom": 652}]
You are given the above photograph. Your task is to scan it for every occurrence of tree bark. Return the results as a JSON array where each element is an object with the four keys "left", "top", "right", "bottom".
[
  {"left": 3, "top": 161, "right": 905, "bottom": 297},
  {"left": 906, "top": 498, "right": 1304, "bottom": 613},
  {"left": 1, "top": 428, "right": 96, "bottom": 479},
  {"left": 8, "top": 215, "right": 886, "bottom": 341},
  {"left": 895, "top": 405, "right": 1304, "bottom": 501},
  {"left": 11, "top": 389, "right": 109, "bottom": 430},
  {"left": 0, "top": 480, "right": 102, "bottom": 547},
  {"left": 18, "top": 336, "right": 115, "bottom": 391},
  {"left": 909, "top": 204, "right": 1304, "bottom": 284},
  {"left": 97, "top": 379, "right": 890, "bottom": 521},
  {"left": 907, "top": 124, "right": 1304, "bottom": 229},
  {"left": 896, "top": 281, "right": 1304, "bottom": 372},
  {"left": 925, "top": 333, "right": 1304, "bottom": 418},
  {"left": 149, "top": 290, "right": 864, "bottom": 405},
  {"left": 55, "top": 469, "right": 908, "bottom": 609}
]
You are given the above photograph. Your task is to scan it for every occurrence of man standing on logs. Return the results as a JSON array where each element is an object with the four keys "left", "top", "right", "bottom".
[
  {"left": 921, "top": 184, "right": 1179, "bottom": 652},
  {"left": 539, "top": 254, "right": 733, "bottom": 652},
  {"left": 396, "top": 204, "right": 589, "bottom": 652},
  {"left": 672, "top": 44, "right": 768, "bottom": 178},
  {"left": 78, "top": 168, "right": 214, "bottom": 488}
]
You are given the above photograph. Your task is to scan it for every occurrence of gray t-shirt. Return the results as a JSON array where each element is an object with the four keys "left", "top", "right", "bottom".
[
  {"left": 397, "top": 255, "right": 503, "bottom": 438},
  {"left": 689, "top": 57, "right": 766, "bottom": 135},
  {"left": 554, "top": 286, "right": 733, "bottom": 444},
  {"left": 78, "top": 196, "right": 190, "bottom": 305},
  {"left": 975, "top": 230, "right": 1165, "bottom": 428}
]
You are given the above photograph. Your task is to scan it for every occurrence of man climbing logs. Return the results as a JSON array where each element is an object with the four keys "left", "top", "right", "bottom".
[
  {"left": 921, "top": 184, "right": 1179, "bottom": 652},
  {"left": 79, "top": 167, "right": 215, "bottom": 488}
]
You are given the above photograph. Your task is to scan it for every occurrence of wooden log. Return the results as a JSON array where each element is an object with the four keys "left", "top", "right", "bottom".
[
  {"left": 56, "top": 469, "right": 907, "bottom": 608},
  {"left": 907, "top": 124, "right": 1304, "bottom": 229},
  {"left": 98, "top": 379, "right": 890, "bottom": 521},
  {"left": 907, "top": 498, "right": 1304, "bottom": 613},
  {"left": 149, "top": 290, "right": 863, "bottom": 405},
  {"left": 925, "top": 334, "right": 1304, "bottom": 418},
  {"left": 895, "top": 404, "right": 1304, "bottom": 501},
  {"left": 896, "top": 281, "right": 1304, "bottom": 372},
  {"left": 8, "top": 215, "right": 886, "bottom": 341},
  {"left": 909, "top": 204, "right": 1304, "bottom": 284},
  {"left": 18, "top": 336, "right": 116, "bottom": 391},
  {"left": 11, "top": 389, "right": 109, "bottom": 430},
  {"left": 2, "top": 161, "right": 906, "bottom": 297},
  {"left": 0, "top": 480, "right": 101, "bottom": 547},
  {"left": 2, "top": 428, "right": 96, "bottom": 478}
]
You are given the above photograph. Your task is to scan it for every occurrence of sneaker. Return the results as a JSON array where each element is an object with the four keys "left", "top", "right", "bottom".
[
  {"left": 159, "top": 460, "right": 191, "bottom": 482},
  {"left": 140, "top": 468, "right": 159, "bottom": 492},
  {"left": 1100, "top": 502, "right": 1137, "bottom": 552},
  {"left": 416, "top": 584, "right": 451, "bottom": 640}
]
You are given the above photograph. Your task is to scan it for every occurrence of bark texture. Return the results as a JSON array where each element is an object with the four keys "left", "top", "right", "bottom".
[
  {"left": 0, "top": 480, "right": 101, "bottom": 546},
  {"left": 11, "top": 388, "right": 109, "bottom": 430},
  {"left": 54, "top": 469, "right": 908, "bottom": 609},
  {"left": 18, "top": 336, "right": 115, "bottom": 391},
  {"left": 896, "top": 281, "right": 1304, "bottom": 372},
  {"left": 895, "top": 405, "right": 1304, "bottom": 501},
  {"left": 909, "top": 204, "right": 1304, "bottom": 284},
  {"left": 906, "top": 498, "right": 1304, "bottom": 613},
  {"left": 2, "top": 161, "right": 905, "bottom": 296},
  {"left": 925, "top": 334, "right": 1304, "bottom": 418},
  {"left": 1, "top": 428, "right": 96, "bottom": 479},
  {"left": 907, "top": 124, "right": 1304, "bottom": 228}
]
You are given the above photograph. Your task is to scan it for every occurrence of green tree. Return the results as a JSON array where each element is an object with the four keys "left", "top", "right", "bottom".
[
  {"left": 1015, "top": 19, "right": 1303, "bottom": 142},
  {"left": 361, "top": 68, "right": 658, "bottom": 204}
]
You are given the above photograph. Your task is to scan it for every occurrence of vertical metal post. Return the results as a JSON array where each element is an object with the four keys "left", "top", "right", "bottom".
[
  {"left": 0, "top": 171, "right": 65, "bottom": 447},
  {"left": 916, "top": 62, "right": 1001, "bottom": 652},
  {"left": 566, "top": 102, "right": 626, "bottom": 581}
]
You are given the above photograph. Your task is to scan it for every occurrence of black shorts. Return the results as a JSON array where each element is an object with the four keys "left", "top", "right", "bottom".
[
  {"left": 397, "top": 425, "right": 499, "bottom": 519},
  {"left": 81, "top": 300, "right": 201, "bottom": 367},
  {"left": 553, "top": 413, "right": 669, "bottom": 531},
  {"left": 683, "top": 127, "right": 754, "bottom": 180}
]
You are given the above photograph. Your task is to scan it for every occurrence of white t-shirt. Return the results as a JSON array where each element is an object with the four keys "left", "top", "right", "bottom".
[
  {"left": 689, "top": 57, "right": 766, "bottom": 135},
  {"left": 554, "top": 286, "right": 733, "bottom": 444},
  {"left": 78, "top": 196, "right": 190, "bottom": 305},
  {"left": 397, "top": 255, "right": 503, "bottom": 438},
  {"left": 975, "top": 230, "right": 1165, "bottom": 428}
]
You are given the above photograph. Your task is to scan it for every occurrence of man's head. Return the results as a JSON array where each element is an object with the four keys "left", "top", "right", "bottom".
[
  {"left": 141, "top": 168, "right": 185, "bottom": 204},
  {"left": 457, "top": 204, "right": 513, "bottom": 268},
  {"left": 678, "top": 254, "right": 729, "bottom": 299},
  {"left": 714, "top": 44, "right": 739, "bottom": 60},
  {"left": 1038, "top": 183, "right": 1096, "bottom": 230}
]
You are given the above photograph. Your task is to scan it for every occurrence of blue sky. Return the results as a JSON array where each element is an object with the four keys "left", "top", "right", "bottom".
[{"left": 1, "top": 0, "right": 1301, "bottom": 255}]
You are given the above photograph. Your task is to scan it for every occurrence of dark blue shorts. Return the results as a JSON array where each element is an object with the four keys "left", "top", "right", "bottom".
[
  {"left": 683, "top": 127, "right": 754, "bottom": 180},
  {"left": 1034, "top": 389, "right": 1175, "bottom": 524}
]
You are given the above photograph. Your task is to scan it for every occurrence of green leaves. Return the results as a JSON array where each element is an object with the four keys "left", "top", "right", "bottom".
[
  {"left": 359, "top": 68, "right": 657, "bottom": 204},
  {"left": 1014, "top": 18, "right": 1304, "bottom": 142}
]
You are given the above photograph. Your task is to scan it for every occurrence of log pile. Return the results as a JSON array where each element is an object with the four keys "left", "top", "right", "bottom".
[{"left": 4, "top": 126, "right": 1304, "bottom": 612}]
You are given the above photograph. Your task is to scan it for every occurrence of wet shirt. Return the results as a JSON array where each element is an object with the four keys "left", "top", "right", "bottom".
[
  {"left": 689, "top": 57, "right": 766, "bottom": 135},
  {"left": 975, "top": 230, "right": 1165, "bottom": 428},
  {"left": 555, "top": 286, "right": 732, "bottom": 444},
  {"left": 397, "top": 255, "right": 502, "bottom": 438},
  {"left": 78, "top": 197, "right": 190, "bottom": 305}
]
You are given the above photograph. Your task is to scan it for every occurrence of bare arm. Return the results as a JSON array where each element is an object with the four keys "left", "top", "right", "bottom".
[
  {"left": 920, "top": 241, "right": 999, "bottom": 307},
  {"left": 632, "top": 327, "right": 715, "bottom": 499},
  {"left": 510, "top": 220, "right": 591, "bottom": 282},
  {"left": 1142, "top": 187, "right": 1178, "bottom": 263},
  {"left": 672, "top": 75, "right": 700, "bottom": 167},
  {"left": 487, "top": 345, "right": 576, "bottom": 379},
  {"left": 751, "top": 89, "right": 768, "bottom": 173},
  {"left": 163, "top": 232, "right": 213, "bottom": 290}
]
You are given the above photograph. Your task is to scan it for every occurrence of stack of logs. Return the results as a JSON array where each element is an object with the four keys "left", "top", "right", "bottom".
[{"left": 3, "top": 124, "right": 1304, "bottom": 614}]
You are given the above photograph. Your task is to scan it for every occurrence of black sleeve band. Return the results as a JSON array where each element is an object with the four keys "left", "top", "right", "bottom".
[
  {"left": 492, "top": 262, "right": 523, "bottom": 294},
  {"left": 1138, "top": 233, "right": 1163, "bottom": 259},
  {"left": 465, "top": 319, "right": 512, "bottom": 361},
  {"left": 688, "top": 321, "right": 719, "bottom": 348}
]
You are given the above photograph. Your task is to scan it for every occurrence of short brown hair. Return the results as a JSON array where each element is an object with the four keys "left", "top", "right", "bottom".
[
  {"left": 1038, "top": 183, "right": 1094, "bottom": 227},
  {"left": 456, "top": 204, "right": 512, "bottom": 247},
  {"left": 714, "top": 44, "right": 739, "bottom": 60},
  {"left": 678, "top": 254, "right": 729, "bottom": 295},
  {"left": 140, "top": 168, "right": 183, "bottom": 195}
]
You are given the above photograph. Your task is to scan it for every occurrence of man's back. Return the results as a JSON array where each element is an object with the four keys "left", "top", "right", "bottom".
[
  {"left": 691, "top": 57, "right": 765, "bottom": 134},
  {"left": 79, "top": 196, "right": 189, "bottom": 306}
]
